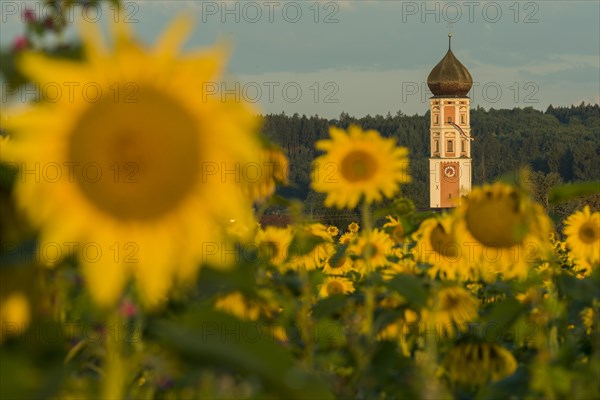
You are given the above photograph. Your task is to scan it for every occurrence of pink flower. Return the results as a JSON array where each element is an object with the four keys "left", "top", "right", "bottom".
[
  {"left": 44, "top": 16, "right": 56, "bottom": 31},
  {"left": 12, "top": 35, "right": 29, "bottom": 52},
  {"left": 23, "top": 9, "right": 36, "bottom": 23},
  {"left": 120, "top": 299, "right": 138, "bottom": 318}
]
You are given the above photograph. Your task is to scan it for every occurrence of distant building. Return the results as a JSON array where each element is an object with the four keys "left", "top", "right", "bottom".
[
  {"left": 260, "top": 214, "right": 292, "bottom": 227},
  {"left": 427, "top": 33, "right": 473, "bottom": 208}
]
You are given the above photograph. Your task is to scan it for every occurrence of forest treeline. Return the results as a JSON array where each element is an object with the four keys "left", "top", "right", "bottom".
[{"left": 261, "top": 103, "right": 600, "bottom": 226}]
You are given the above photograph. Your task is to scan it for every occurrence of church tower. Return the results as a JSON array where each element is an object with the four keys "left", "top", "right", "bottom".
[{"left": 427, "top": 33, "right": 473, "bottom": 208}]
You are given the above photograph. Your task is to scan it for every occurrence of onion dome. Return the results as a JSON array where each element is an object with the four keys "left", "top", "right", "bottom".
[{"left": 427, "top": 34, "right": 473, "bottom": 97}]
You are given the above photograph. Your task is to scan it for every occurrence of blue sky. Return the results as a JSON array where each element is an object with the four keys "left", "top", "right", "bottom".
[{"left": 1, "top": 1, "right": 599, "bottom": 118}]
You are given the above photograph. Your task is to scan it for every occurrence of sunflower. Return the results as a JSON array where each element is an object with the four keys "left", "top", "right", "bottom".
[
  {"left": 214, "top": 292, "right": 264, "bottom": 321},
  {"left": 381, "top": 257, "right": 417, "bottom": 280},
  {"left": 2, "top": 16, "right": 262, "bottom": 308},
  {"left": 311, "top": 125, "right": 410, "bottom": 209},
  {"left": 322, "top": 250, "right": 354, "bottom": 275},
  {"left": 326, "top": 225, "right": 339, "bottom": 237},
  {"left": 350, "top": 229, "right": 394, "bottom": 273},
  {"left": 581, "top": 307, "right": 595, "bottom": 334},
  {"left": 424, "top": 286, "right": 479, "bottom": 335},
  {"left": 383, "top": 215, "right": 406, "bottom": 244},
  {"left": 288, "top": 223, "right": 334, "bottom": 271},
  {"left": 453, "top": 183, "right": 553, "bottom": 281},
  {"left": 414, "top": 215, "right": 478, "bottom": 282},
  {"left": 319, "top": 276, "right": 355, "bottom": 298},
  {"left": 339, "top": 232, "right": 357, "bottom": 245},
  {"left": 443, "top": 342, "right": 517, "bottom": 386},
  {"left": 348, "top": 222, "right": 360, "bottom": 234},
  {"left": 242, "top": 145, "right": 289, "bottom": 203},
  {"left": 255, "top": 225, "right": 293, "bottom": 268},
  {"left": 564, "top": 206, "right": 599, "bottom": 273},
  {"left": 0, "top": 292, "right": 30, "bottom": 342}
]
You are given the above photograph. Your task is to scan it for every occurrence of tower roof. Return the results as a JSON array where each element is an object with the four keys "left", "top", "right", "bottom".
[{"left": 427, "top": 34, "right": 473, "bottom": 97}]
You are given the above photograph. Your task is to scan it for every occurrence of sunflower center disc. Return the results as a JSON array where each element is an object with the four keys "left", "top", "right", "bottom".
[
  {"left": 441, "top": 292, "right": 460, "bottom": 311},
  {"left": 340, "top": 150, "right": 378, "bottom": 182},
  {"left": 68, "top": 87, "right": 199, "bottom": 221},
  {"left": 327, "top": 281, "right": 344, "bottom": 295},
  {"left": 392, "top": 224, "right": 404, "bottom": 242},
  {"left": 579, "top": 221, "right": 598, "bottom": 244},
  {"left": 329, "top": 255, "right": 347, "bottom": 269},
  {"left": 429, "top": 224, "right": 459, "bottom": 258},
  {"left": 465, "top": 192, "right": 527, "bottom": 248}
]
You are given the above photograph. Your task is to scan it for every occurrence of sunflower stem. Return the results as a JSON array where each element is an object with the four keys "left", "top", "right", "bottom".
[
  {"left": 361, "top": 200, "right": 373, "bottom": 234},
  {"left": 298, "top": 268, "right": 314, "bottom": 368},
  {"left": 103, "top": 310, "right": 126, "bottom": 400},
  {"left": 360, "top": 200, "right": 375, "bottom": 338}
]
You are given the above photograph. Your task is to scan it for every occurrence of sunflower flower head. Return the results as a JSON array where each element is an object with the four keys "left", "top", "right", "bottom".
[
  {"left": 255, "top": 226, "right": 293, "bottom": 268},
  {"left": 214, "top": 292, "right": 264, "bottom": 321},
  {"left": 339, "top": 232, "right": 357, "bottom": 245},
  {"left": 311, "top": 125, "right": 410, "bottom": 209},
  {"left": 242, "top": 145, "right": 289, "bottom": 203},
  {"left": 350, "top": 229, "right": 394, "bottom": 274},
  {"left": 319, "top": 276, "right": 355, "bottom": 298},
  {"left": 424, "top": 286, "right": 479, "bottom": 334},
  {"left": 383, "top": 215, "right": 406, "bottom": 243},
  {"left": 348, "top": 222, "right": 360, "bottom": 234},
  {"left": 564, "top": 206, "right": 599, "bottom": 273},
  {"left": 2, "top": 15, "right": 263, "bottom": 308},
  {"left": 454, "top": 183, "right": 553, "bottom": 280},
  {"left": 322, "top": 249, "right": 354, "bottom": 275},
  {"left": 287, "top": 223, "right": 334, "bottom": 271},
  {"left": 326, "top": 225, "right": 340, "bottom": 237},
  {"left": 0, "top": 292, "right": 30, "bottom": 342},
  {"left": 414, "top": 214, "right": 478, "bottom": 281},
  {"left": 443, "top": 341, "right": 517, "bottom": 386}
]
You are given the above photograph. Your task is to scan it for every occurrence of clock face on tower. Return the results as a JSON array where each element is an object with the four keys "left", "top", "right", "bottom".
[{"left": 443, "top": 166, "right": 456, "bottom": 178}]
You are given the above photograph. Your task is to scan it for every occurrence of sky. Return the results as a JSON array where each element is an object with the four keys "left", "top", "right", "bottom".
[{"left": 1, "top": 0, "right": 599, "bottom": 118}]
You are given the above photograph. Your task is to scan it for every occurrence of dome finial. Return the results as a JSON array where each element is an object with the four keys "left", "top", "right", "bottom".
[{"left": 427, "top": 33, "right": 473, "bottom": 97}]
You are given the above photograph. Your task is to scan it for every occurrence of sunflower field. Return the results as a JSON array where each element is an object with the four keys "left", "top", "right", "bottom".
[{"left": 1, "top": 3, "right": 599, "bottom": 400}]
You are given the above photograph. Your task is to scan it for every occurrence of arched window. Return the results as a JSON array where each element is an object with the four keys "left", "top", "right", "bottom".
[{"left": 447, "top": 140, "right": 454, "bottom": 153}]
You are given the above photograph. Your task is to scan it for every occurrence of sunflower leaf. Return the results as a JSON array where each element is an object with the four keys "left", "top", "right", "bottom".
[
  {"left": 482, "top": 297, "right": 527, "bottom": 332},
  {"left": 312, "top": 294, "right": 347, "bottom": 319},
  {"left": 384, "top": 274, "right": 428, "bottom": 308},
  {"left": 147, "top": 307, "right": 333, "bottom": 399}
]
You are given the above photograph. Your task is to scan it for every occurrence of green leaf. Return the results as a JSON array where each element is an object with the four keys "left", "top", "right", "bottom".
[
  {"left": 313, "top": 319, "right": 346, "bottom": 347},
  {"left": 147, "top": 307, "right": 333, "bottom": 399},
  {"left": 384, "top": 274, "right": 428, "bottom": 308},
  {"left": 312, "top": 294, "right": 347, "bottom": 319},
  {"left": 287, "top": 231, "right": 325, "bottom": 259},
  {"left": 373, "top": 205, "right": 395, "bottom": 221},
  {"left": 328, "top": 244, "right": 348, "bottom": 270},
  {"left": 482, "top": 297, "right": 528, "bottom": 332},
  {"left": 548, "top": 181, "right": 600, "bottom": 203},
  {"left": 196, "top": 265, "right": 257, "bottom": 299},
  {"left": 555, "top": 272, "right": 600, "bottom": 302}
]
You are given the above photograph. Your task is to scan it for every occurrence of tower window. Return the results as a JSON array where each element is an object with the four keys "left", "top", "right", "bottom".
[
  {"left": 447, "top": 116, "right": 453, "bottom": 123},
  {"left": 434, "top": 140, "right": 439, "bottom": 153},
  {"left": 434, "top": 114, "right": 439, "bottom": 125},
  {"left": 447, "top": 140, "right": 454, "bottom": 153},
  {"left": 461, "top": 140, "right": 466, "bottom": 152},
  {"left": 460, "top": 114, "right": 465, "bottom": 124}
]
